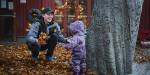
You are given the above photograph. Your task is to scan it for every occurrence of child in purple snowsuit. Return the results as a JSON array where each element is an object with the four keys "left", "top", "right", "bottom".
[{"left": 64, "top": 20, "right": 86, "bottom": 75}]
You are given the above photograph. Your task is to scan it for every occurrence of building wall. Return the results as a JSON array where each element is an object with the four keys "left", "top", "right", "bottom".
[
  {"left": 14, "top": 0, "right": 42, "bottom": 37},
  {"left": 138, "top": 0, "right": 150, "bottom": 43}
]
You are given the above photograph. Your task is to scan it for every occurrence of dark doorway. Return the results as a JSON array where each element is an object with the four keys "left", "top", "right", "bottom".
[{"left": 0, "top": 0, "right": 14, "bottom": 42}]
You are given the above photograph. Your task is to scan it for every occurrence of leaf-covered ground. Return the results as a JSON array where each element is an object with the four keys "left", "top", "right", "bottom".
[
  {"left": 0, "top": 43, "right": 95, "bottom": 75},
  {"left": 134, "top": 46, "right": 150, "bottom": 63}
]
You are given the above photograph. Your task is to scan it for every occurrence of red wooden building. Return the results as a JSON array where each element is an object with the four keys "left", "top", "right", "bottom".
[
  {"left": 138, "top": 0, "right": 150, "bottom": 44},
  {"left": 0, "top": 0, "right": 149, "bottom": 43},
  {"left": 0, "top": 0, "right": 93, "bottom": 42}
]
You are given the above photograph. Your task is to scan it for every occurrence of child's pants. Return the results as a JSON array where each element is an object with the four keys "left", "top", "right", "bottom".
[{"left": 71, "top": 55, "right": 86, "bottom": 75}]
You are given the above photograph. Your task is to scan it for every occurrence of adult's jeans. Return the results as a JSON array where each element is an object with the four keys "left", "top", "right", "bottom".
[{"left": 26, "top": 32, "right": 67, "bottom": 59}]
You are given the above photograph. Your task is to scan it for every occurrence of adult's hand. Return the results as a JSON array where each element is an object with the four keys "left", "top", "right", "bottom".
[{"left": 37, "top": 38, "right": 46, "bottom": 45}]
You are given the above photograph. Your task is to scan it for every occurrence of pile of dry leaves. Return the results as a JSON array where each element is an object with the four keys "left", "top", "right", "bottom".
[
  {"left": 134, "top": 46, "right": 150, "bottom": 63},
  {"left": 0, "top": 44, "right": 95, "bottom": 75}
]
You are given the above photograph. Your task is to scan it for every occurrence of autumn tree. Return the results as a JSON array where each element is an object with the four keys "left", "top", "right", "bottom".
[{"left": 86, "top": 0, "right": 143, "bottom": 75}]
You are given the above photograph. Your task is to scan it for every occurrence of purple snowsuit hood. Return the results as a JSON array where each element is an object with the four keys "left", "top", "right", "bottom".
[{"left": 69, "top": 20, "right": 85, "bottom": 35}]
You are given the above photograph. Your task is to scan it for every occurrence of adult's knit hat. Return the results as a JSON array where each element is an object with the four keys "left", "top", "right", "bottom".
[{"left": 41, "top": 8, "right": 54, "bottom": 14}]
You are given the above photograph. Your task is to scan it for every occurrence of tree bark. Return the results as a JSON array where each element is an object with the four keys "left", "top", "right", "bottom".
[{"left": 86, "top": 0, "right": 143, "bottom": 75}]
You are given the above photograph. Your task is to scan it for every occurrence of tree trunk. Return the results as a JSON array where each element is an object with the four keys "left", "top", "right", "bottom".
[{"left": 86, "top": 0, "right": 143, "bottom": 75}]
